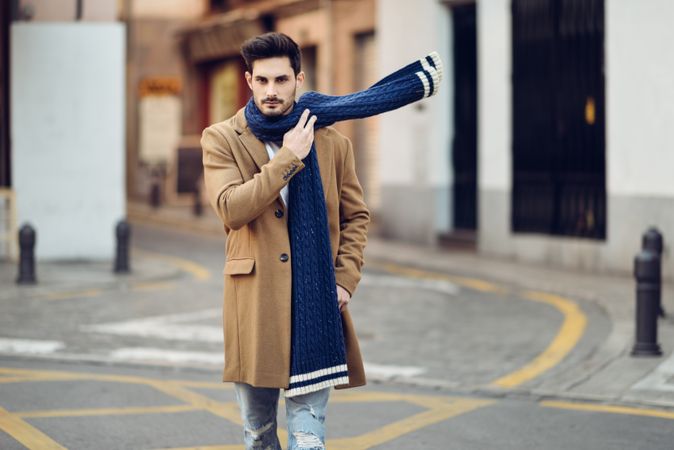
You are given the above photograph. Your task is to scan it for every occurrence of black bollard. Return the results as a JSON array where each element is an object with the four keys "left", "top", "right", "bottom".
[
  {"left": 193, "top": 184, "right": 203, "bottom": 217},
  {"left": 114, "top": 220, "right": 131, "bottom": 274},
  {"left": 642, "top": 227, "right": 665, "bottom": 317},
  {"left": 150, "top": 182, "right": 161, "bottom": 209},
  {"left": 631, "top": 246, "right": 663, "bottom": 356},
  {"left": 16, "top": 224, "right": 37, "bottom": 285}
]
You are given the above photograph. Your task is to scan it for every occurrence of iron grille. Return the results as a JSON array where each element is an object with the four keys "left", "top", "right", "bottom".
[{"left": 511, "top": 0, "right": 606, "bottom": 239}]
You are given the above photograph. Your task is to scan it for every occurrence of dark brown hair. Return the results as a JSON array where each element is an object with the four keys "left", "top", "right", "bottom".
[{"left": 240, "top": 32, "right": 302, "bottom": 75}]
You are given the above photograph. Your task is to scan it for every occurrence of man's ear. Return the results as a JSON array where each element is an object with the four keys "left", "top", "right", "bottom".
[
  {"left": 296, "top": 71, "right": 305, "bottom": 89},
  {"left": 245, "top": 71, "right": 253, "bottom": 90}
]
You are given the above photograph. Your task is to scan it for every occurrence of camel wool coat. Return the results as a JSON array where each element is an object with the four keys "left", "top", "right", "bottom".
[{"left": 201, "top": 107, "right": 369, "bottom": 390}]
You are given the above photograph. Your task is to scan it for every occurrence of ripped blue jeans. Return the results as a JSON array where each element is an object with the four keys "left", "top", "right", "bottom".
[{"left": 234, "top": 382, "right": 330, "bottom": 450}]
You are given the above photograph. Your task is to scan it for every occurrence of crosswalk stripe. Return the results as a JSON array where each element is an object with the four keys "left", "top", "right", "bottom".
[
  {"left": 0, "top": 338, "right": 64, "bottom": 354},
  {"left": 109, "top": 348, "right": 224, "bottom": 365}
]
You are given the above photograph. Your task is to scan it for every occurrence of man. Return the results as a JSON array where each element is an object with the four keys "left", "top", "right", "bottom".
[{"left": 201, "top": 32, "right": 369, "bottom": 450}]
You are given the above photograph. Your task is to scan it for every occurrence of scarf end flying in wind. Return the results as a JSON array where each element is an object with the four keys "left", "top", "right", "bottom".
[{"left": 244, "top": 51, "right": 444, "bottom": 398}]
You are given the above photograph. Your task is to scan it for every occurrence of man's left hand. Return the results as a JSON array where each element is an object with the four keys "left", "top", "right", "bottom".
[{"left": 336, "top": 285, "right": 351, "bottom": 311}]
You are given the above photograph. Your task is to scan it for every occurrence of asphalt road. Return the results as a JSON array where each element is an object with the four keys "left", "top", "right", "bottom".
[{"left": 0, "top": 223, "right": 672, "bottom": 449}]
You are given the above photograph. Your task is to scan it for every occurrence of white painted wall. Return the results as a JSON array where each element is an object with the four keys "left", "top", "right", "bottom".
[
  {"left": 477, "top": 0, "right": 511, "bottom": 192},
  {"left": 377, "top": 0, "right": 452, "bottom": 233},
  {"left": 11, "top": 23, "right": 126, "bottom": 260},
  {"left": 607, "top": 0, "right": 674, "bottom": 198}
]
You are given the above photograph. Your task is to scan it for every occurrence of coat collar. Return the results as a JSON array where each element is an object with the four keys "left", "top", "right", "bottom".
[{"left": 232, "top": 107, "right": 332, "bottom": 204}]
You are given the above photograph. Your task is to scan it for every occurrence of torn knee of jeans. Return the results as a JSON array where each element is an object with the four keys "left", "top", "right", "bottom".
[
  {"left": 293, "top": 431, "right": 324, "bottom": 449},
  {"left": 245, "top": 420, "right": 274, "bottom": 440},
  {"left": 308, "top": 405, "right": 325, "bottom": 423}
]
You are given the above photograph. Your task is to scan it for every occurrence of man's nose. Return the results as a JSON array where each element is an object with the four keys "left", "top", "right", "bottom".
[{"left": 265, "top": 82, "right": 277, "bottom": 97}]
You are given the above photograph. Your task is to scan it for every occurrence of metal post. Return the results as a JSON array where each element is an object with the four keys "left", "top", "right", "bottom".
[
  {"left": 75, "top": 0, "right": 83, "bottom": 20},
  {"left": 16, "top": 224, "right": 36, "bottom": 284},
  {"left": 114, "top": 220, "right": 131, "bottom": 274},
  {"left": 193, "top": 184, "right": 202, "bottom": 217},
  {"left": 150, "top": 182, "right": 161, "bottom": 209},
  {"left": 631, "top": 245, "right": 662, "bottom": 357},
  {"left": 642, "top": 227, "right": 665, "bottom": 317}
]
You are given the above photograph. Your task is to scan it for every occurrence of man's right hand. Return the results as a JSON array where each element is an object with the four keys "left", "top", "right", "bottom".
[{"left": 283, "top": 109, "right": 317, "bottom": 160}]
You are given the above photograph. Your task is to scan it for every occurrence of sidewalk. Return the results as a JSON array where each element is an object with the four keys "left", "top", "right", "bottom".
[
  {"left": 125, "top": 200, "right": 674, "bottom": 409},
  {"left": 0, "top": 251, "right": 181, "bottom": 303}
]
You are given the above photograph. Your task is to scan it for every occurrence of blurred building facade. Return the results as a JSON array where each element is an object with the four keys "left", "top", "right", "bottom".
[
  {"left": 3, "top": 0, "right": 125, "bottom": 260},
  {"left": 378, "top": 0, "right": 674, "bottom": 275},
  {"left": 127, "top": 0, "right": 379, "bottom": 214}
]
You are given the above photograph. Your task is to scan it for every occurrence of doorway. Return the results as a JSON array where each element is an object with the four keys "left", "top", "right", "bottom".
[
  {"left": 451, "top": 3, "right": 478, "bottom": 233},
  {"left": 511, "top": 0, "right": 606, "bottom": 239}
]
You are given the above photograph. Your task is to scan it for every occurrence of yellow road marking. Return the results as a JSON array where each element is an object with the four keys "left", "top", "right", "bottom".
[
  {"left": 3, "top": 366, "right": 674, "bottom": 449},
  {"left": 0, "top": 367, "right": 229, "bottom": 389},
  {"left": 450, "top": 275, "right": 503, "bottom": 293},
  {"left": 328, "top": 397, "right": 494, "bottom": 449},
  {"left": 0, "top": 376, "right": 47, "bottom": 383},
  {"left": 33, "top": 280, "right": 174, "bottom": 302},
  {"left": 368, "top": 260, "right": 504, "bottom": 293},
  {"left": 134, "top": 248, "right": 212, "bottom": 281},
  {"left": 490, "top": 291, "right": 587, "bottom": 388},
  {"left": 147, "top": 381, "right": 244, "bottom": 426},
  {"left": 17, "top": 404, "right": 199, "bottom": 419},
  {"left": 329, "top": 391, "right": 410, "bottom": 403},
  {"left": 156, "top": 446, "right": 242, "bottom": 450},
  {"left": 368, "top": 261, "right": 587, "bottom": 390},
  {"left": 171, "top": 380, "right": 233, "bottom": 390},
  {"left": 541, "top": 400, "right": 674, "bottom": 420},
  {"left": 0, "top": 406, "right": 67, "bottom": 450},
  {"left": 0, "top": 366, "right": 489, "bottom": 449},
  {"left": 146, "top": 381, "right": 287, "bottom": 443}
]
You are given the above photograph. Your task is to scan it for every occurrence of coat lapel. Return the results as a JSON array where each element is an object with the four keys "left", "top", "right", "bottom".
[
  {"left": 239, "top": 129, "right": 271, "bottom": 171},
  {"left": 233, "top": 108, "right": 269, "bottom": 172}
]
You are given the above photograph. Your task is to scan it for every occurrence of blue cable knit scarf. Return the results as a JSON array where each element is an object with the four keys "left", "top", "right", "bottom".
[{"left": 245, "top": 52, "right": 443, "bottom": 397}]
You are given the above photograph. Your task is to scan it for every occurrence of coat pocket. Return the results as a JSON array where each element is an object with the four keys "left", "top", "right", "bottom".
[{"left": 223, "top": 257, "right": 255, "bottom": 275}]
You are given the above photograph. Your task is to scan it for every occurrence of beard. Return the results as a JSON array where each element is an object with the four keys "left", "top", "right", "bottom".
[{"left": 257, "top": 94, "right": 295, "bottom": 117}]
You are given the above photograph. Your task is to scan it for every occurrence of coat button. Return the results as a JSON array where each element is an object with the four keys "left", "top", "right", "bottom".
[
  {"left": 279, "top": 253, "right": 289, "bottom": 262},
  {"left": 275, "top": 209, "right": 284, "bottom": 218}
]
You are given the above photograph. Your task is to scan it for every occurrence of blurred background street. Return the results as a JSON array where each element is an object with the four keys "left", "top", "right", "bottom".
[
  {"left": 2, "top": 0, "right": 674, "bottom": 448},
  {"left": 1, "top": 218, "right": 674, "bottom": 448}
]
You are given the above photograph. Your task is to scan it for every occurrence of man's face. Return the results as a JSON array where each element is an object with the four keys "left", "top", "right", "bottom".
[{"left": 245, "top": 56, "right": 304, "bottom": 117}]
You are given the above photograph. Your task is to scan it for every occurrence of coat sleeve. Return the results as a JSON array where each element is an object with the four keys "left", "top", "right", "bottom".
[
  {"left": 201, "top": 125, "right": 305, "bottom": 230},
  {"left": 334, "top": 137, "right": 370, "bottom": 296}
]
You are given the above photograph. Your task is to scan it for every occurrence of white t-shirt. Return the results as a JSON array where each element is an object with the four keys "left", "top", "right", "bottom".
[{"left": 264, "top": 141, "right": 289, "bottom": 207}]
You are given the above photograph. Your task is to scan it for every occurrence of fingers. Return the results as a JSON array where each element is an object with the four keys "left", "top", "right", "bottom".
[
  {"left": 339, "top": 299, "right": 349, "bottom": 311},
  {"left": 306, "top": 114, "right": 317, "bottom": 130},
  {"left": 295, "top": 108, "right": 310, "bottom": 129},
  {"left": 295, "top": 109, "right": 317, "bottom": 131}
]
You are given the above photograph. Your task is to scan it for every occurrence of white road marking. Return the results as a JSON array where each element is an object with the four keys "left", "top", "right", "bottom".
[
  {"left": 109, "top": 348, "right": 224, "bottom": 365},
  {"left": 631, "top": 352, "right": 674, "bottom": 392},
  {"left": 105, "top": 349, "right": 427, "bottom": 378},
  {"left": 360, "top": 273, "right": 459, "bottom": 296},
  {"left": 0, "top": 335, "right": 429, "bottom": 379},
  {"left": 81, "top": 308, "right": 222, "bottom": 343},
  {"left": 364, "top": 362, "right": 427, "bottom": 380},
  {"left": 0, "top": 337, "right": 65, "bottom": 354}
]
